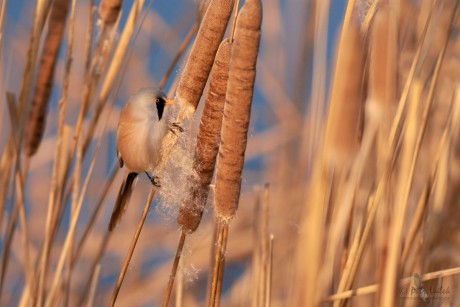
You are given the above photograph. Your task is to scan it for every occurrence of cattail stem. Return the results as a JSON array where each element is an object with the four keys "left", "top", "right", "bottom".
[
  {"left": 109, "top": 188, "right": 157, "bottom": 307},
  {"left": 162, "top": 232, "right": 186, "bottom": 307},
  {"left": 214, "top": 223, "right": 228, "bottom": 307},
  {"left": 208, "top": 222, "right": 229, "bottom": 307}
]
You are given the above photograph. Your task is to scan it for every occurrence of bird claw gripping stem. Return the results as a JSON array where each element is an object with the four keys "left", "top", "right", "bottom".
[
  {"left": 169, "top": 122, "right": 184, "bottom": 136},
  {"left": 145, "top": 172, "right": 161, "bottom": 187}
]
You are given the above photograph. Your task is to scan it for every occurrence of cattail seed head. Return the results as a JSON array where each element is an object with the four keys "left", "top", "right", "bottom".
[
  {"left": 178, "top": 39, "right": 232, "bottom": 233},
  {"left": 98, "top": 0, "right": 123, "bottom": 26},
  {"left": 367, "top": 4, "right": 397, "bottom": 125},
  {"left": 176, "top": 0, "right": 234, "bottom": 111},
  {"left": 25, "top": 0, "right": 71, "bottom": 156},
  {"left": 323, "top": 19, "right": 364, "bottom": 171},
  {"left": 214, "top": 0, "right": 262, "bottom": 220}
]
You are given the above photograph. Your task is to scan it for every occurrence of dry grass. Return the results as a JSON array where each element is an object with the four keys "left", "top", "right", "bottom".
[{"left": 1, "top": 0, "right": 460, "bottom": 306}]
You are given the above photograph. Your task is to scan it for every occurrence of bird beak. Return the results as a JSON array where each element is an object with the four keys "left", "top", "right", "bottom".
[{"left": 165, "top": 98, "right": 175, "bottom": 105}]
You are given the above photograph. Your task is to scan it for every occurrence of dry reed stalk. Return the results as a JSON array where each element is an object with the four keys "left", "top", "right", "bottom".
[
  {"left": 380, "top": 4, "right": 457, "bottom": 304},
  {"left": 175, "top": 259, "right": 183, "bottom": 307},
  {"left": 229, "top": 0, "right": 240, "bottom": 42},
  {"left": 4, "top": 94, "right": 35, "bottom": 303},
  {"left": 109, "top": 187, "right": 157, "bottom": 307},
  {"left": 331, "top": 132, "right": 379, "bottom": 307},
  {"left": 72, "top": 163, "right": 119, "bottom": 264},
  {"left": 209, "top": 0, "right": 262, "bottom": 304},
  {"left": 159, "top": 23, "right": 198, "bottom": 89},
  {"left": 176, "top": 0, "right": 233, "bottom": 110},
  {"left": 326, "top": 266, "right": 460, "bottom": 301},
  {"left": 85, "top": 264, "right": 101, "bottom": 307},
  {"left": 401, "top": 183, "right": 430, "bottom": 265},
  {"left": 77, "top": 231, "right": 111, "bottom": 306},
  {"left": 24, "top": 0, "right": 71, "bottom": 156},
  {"left": 35, "top": 0, "right": 75, "bottom": 302},
  {"left": 59, "top": 3, "right": 81, "bottom": 302},
  {"left": 251, "top": 187, "right": 261, "bottom": 307},
  {"left": 161, "top": 232, "right": 186, "bottom": 307},
  {"left": 177, "top": 39, "right": 231, "bottom": 234},
  {"left": 333, "top": 12, "right": 441, "bottom": 299},
  {"left": 387, "top": 0, "right": 437, "bottom": 154},
  {"left": 84, "top": 0, "right": 95, "bottom": 75},
  {"left": 98, "top": 0, "right": 145, "bottom": 105},
  {"left": 266, "top": 234, "right": 274, "bottom": 307},
  {"left": 48, "top": 0, "right": 141, "bottom": 272},
  {"left": 306, "top": 0, "right": 330, "bottom": 165},
  {"left": 323, "top": 17, "right": 364, "bottom": 172},
  {"left": 98, "top": 0, "right": 123, "bottom": 26},
  {"left": 360, "top": 0, "right": 379, "bottom": 34},
  {"left": 80, "top": 0, "right": 144, "bottom": 158},
  {"left": 45, "top": 137, "right": 101, "bottom": 307},
  {"left": 257, "top": 184, "right": 270, "bottom": 306},
  {"left": 0, "top": 138, "right": 12, "bottom": 230},
  {"left": 0, "top": 0, "right": 6, "bottom": 63}
]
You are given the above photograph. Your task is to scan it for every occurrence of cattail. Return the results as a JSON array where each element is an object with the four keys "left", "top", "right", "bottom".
[
  {"left": 98, "top": 0, "right": 123, "bottom": 26},
  {"left": 25, "top": 0, "right": 71, "bottom": 156},
  {"left": 176, "top": 0, "right": 234, "bottom": 111},
  {"left": 367, "top": 4, "right": 397, "bottom": 126},
  {"left": 177, "top": 39, "right": 231, "bottom": 234},
  {"left": 323, "top": 19, "right": 364, "bottom": 171},
  {"left": 214, "top": 0, "right": 262, "bottom": 220}
]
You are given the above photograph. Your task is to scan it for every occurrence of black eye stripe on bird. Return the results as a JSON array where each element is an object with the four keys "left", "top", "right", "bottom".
[
  {"left": 109, "top": 87, "right": 178, "bottom": 231},
  {"left": 156, "top": 97, "right": 165, "bottom": 120}
]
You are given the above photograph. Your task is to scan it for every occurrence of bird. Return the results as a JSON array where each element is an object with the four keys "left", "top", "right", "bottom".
[{"left": 109, "top": 87, "right": 181, "bottom": 231}]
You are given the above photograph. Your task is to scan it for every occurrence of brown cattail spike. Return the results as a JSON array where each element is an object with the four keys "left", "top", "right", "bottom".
[
  {"left": 214, "top": 0, "right": 262, "bottom": 219},
  {"left": 25, "top": 0, "right": 71, "bottom": 156},
  {"left": 176, "top": 0, "right": 234, "bottom": 111},
  {"left": 367, "top": 4, "right": 397, "bottom": 125},
  {"left": 98, "top": 0, "right": 123, "bottom": 26},
  {"left": 178, "top": 39, "right": 232, "bottom": 234},
  {"left": 323, "top": 19, "right": 364, "bottom": 171}
]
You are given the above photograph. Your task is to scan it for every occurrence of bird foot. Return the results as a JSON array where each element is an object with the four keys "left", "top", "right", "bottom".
[
  {"left": 145, "top": 172, "right": 161, "bottom": 187},
  {"left": 169, "top": 122, "right": 184, "bottom": 136}
]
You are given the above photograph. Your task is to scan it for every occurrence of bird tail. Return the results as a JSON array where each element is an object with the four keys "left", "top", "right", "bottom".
[{"left": 109, "top": 172, "right": 138, "bottom": 231}]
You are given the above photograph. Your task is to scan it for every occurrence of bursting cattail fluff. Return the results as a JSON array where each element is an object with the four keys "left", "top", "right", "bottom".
[
  {"left": 25, "top": 0, "right": 71, "bottom": 156},
  {"left": 176, "top": 0, "right": 234, "bottom": 111},
  {"left": 214, "top": 0, "right": 262, "bottom": 220},
  {"left": 177, "top": 39, "right": 231, "bottom": 233}
]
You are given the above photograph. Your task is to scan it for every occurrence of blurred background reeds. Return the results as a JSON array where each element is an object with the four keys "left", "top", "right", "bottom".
[{"left": 0, "top": 0, "right": 460, "bottom": 306}]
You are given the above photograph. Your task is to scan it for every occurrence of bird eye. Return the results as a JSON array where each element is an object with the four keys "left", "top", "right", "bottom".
[{"left": 155, "top": 98, "right": 160, "bottom": 103}]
